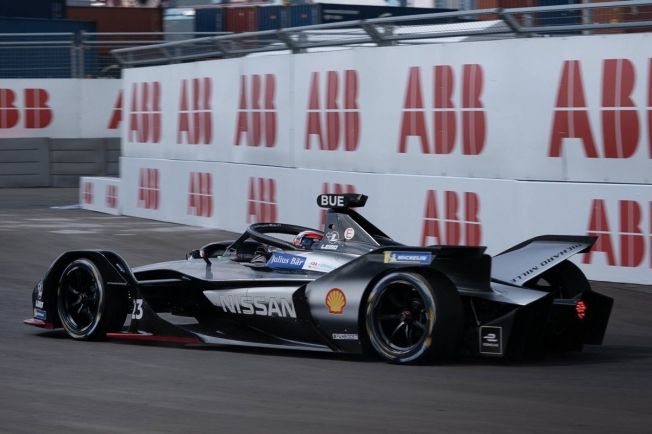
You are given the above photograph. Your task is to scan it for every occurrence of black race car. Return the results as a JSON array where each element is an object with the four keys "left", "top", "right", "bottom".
[{"left": 25, "top": 194, "right": 613, "bottom": 364}]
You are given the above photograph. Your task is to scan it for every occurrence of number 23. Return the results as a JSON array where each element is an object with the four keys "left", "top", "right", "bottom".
[{"left": 131, "top": 299, "right": 143, "bottom": 320}]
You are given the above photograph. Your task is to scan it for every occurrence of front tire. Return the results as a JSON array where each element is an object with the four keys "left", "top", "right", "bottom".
[
  {"left": 365, "top": 272, "right": 463, "bottom": 364},
  {"left": 57, "top": 259, "right": 127, "bottom": 340}
]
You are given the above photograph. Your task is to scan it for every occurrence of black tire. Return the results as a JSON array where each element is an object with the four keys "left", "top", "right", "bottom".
[
  {"left": 524, "top": 260, "right": 590, "bottom": 299},
  {"left": 365, "top": 271, "right": 463, "bottom": 364},
  {"left": 57, "top": 258, "right": 127, "bottom": 340}
]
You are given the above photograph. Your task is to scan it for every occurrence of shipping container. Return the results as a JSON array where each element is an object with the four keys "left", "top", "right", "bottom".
[
  {"left": 195, "top": 7, "right": 225, "bottom": 33},
  {"left": 224, "top": 6, "right": 258, "bottom": 33},
  {"left": 535, "top": 0, "right": 580, "bottom": 27},
  {"left": 174, "top": 0, "right": 221, "bottom": 5},
  {"left": 317, "top": 4, "right": 460, "bottom": 25},
  {"left": 164, "top": 9, "right": 196, "bottom": 42},
  {"left": 0, "top": 17, "right": 95, "bottom": 34},
  {"left": 475, "top": 0, "right": 535, "bottom": 8},
  {"left": 0, "top": 17, "right": 96, "bottom": 79},
  {"left": 287, "top": 3, "right": 463, "bottom": 28},
  {"left": 288, "top": 4, "right": 320, "bottom": 27},
  {"left": 623, "top": 5, "right": 652, "bottom": 33},
  {"left": 68, "top": 6, "right": 163, "bottom": 74},
  {"left": 584, "top": 0, "right": 624, "bottom": 34},
  {"left": 257, "top": 5, "right": 288, "bottom": 31},
  {"left": 474, "top": 0, "right": 536, "bottom": 20},
  {"left": 626, "top": 4, "right": 652, "bottom": 21},
  {"left": 433, "top": 0, "right": 476, "bottom": 11},
  {"left": 319, "top": 4, "right": 396, "bottom": 23},
  {"left": 0, "top": 0, "right": 66, "bottom": 20},
  {"left": 67, "top": 6, "right": 163, "bottom": 33}
]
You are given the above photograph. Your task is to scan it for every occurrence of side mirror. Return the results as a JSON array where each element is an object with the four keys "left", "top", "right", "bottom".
[
  {"left": 186, "top": 249, "right": 211, "bottom": 265},
  {"left": 186, "top": 249, "right": 201, "bottom": 260}
]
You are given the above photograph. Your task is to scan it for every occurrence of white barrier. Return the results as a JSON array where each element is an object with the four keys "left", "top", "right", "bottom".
[
  {"left": 119, "top": 157, "right": 652, "bottom": 284},
  {"left": 0, "top": 79, "right": 121, "bottom": 139},
  {"left": 122, "top": 33, "right": 652, "bottom": 184},
  {"left": 121, "top": 56, "right": 294, "bottom": 167},
  {"left": 75, "top": 32, "right": 652, "bottom": 285},
  {"left": 79, "top": 176, "right": 121, "bottom": 215}
]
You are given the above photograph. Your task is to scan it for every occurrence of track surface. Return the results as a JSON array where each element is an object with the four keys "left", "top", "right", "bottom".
[{"left": 1, "top": 188, "right": 651, "bottom": 433}]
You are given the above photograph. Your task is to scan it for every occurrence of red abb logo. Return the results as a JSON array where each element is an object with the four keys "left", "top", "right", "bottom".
[
  {"left": 178, "top": 78, "right": 212, "bottom": 145},
  {"left": 235, "top": 74, "right": 276, "bottom": 147},
  {"left": 83, "top": 182, "right": 93, "bottom": 205},
  {"left": 107, "top": 90, "right": 122, "bottom": 130},
  {"left": 129, "top": 82, "right": 161, "bottom": 144},
  {"left": 320, "top": 182, "right": 356, "bottom": 227},
  {"left": 421, "top": 190, "right": 482, "bottom": 246},
  {"left": 583, "top": 199, "right": 651, "bottom": 268},
  {"left": 399, "top": 65, "right": 485, "bottom": 155},
  {"left": 549, "top": 59, "right": 652, "bottom": 159},
  {"left": 247, "top": 177, "right": 277, "bottom": 223},
  {"left": 106, "top": 185, "right": 118, "bottom": 209},
  {"left": 305, "top": 70, "right": 359, "bottom": 151},
  {"left": 138, "top": 168, "right": 160, "bottom": 210},
  {"left": 188, "top": 172, "right": 213, "bottom": 217},
  {"left": 0, "top": 88, "right": 53, "bottom": 129}
]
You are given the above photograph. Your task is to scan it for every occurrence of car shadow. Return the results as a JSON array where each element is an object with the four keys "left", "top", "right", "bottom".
[{"left": 32, "top": 330, "right": 652, "bottom": 366}]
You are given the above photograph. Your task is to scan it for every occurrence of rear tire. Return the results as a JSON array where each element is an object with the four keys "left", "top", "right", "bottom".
[
  {"left": 365, "top": 272, "right": 463, "bottom": 364},
  {"left": 57, "top": 259, "right": 127, "bottom": 340}
]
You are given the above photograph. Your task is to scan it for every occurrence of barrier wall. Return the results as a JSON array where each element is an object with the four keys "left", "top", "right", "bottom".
[
  {"left": 118, "top": 157, "right": 652, "bottom": 284},
  {"left": 79, "top": 176, "right": 121, "bottom": 215},
  {"left": 122, "top": 33, "right": 652, "bottom": 183},
  {"left": 1, "top": 79, "right": 122, "bottom": 186},
  {"left": 86, "top": 32, "right": 652, "bottom": 284},
  {"left": 0, "top": 79, "right": 121, "bottom": 139}
]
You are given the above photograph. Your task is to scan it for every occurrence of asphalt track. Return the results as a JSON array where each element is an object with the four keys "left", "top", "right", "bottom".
[{"left": 0, "top": 188, "right": 651, "bottom": 434}]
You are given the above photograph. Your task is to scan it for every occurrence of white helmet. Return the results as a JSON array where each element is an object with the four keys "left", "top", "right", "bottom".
[{"left": 292, "top": 230, "right": 323, "bottom": 249}]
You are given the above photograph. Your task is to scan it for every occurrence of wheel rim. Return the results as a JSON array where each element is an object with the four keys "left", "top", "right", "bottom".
[
  {"left": 369, "top": 276, "right": 434, "bottom": 356},
  {"left": 58, "top": 261, "right": 104, "bottom": 336}
]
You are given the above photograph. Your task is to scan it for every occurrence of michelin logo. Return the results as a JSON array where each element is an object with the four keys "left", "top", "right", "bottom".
[
  {"left": 384, "top": 251, "right": 432, "bottom": 265},
  {"left": 267, "top": 253, "right": 306, "bottom": 270}
]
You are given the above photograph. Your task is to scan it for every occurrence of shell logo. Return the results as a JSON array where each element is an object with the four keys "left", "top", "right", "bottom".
[{"left": 325, "top": 288, "right": 347, "bottom": 314}]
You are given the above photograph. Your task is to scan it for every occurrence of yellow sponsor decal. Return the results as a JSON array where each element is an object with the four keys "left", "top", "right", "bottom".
[{"left": 325, "top": 288, "right": 347, "bottom": 314}]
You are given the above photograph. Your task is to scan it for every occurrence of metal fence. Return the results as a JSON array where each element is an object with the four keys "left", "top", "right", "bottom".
[
  {"left": 1, "top": 0, "right": 651, "bottom": 78},
  {"left": 0, "top": 32, "right": 227, "bottom": 79}
]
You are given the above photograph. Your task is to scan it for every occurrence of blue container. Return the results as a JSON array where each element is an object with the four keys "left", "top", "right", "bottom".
[
  {"left": 0, "top": 0, "right": 66, "bottom": 20},
  {"left": 0, "top": 17, "right": 94, "bottom": 33},
  {"left": 288, "top": 4, "right": 320, "bottom": 28},
  {"left": 536, "top": 0, "right": 581, "bottom": 27},
  {"left": 257, "top": 5, "right": 288, "bottom": 31},
  {"left": 195, "top": 8, "right": 225, "bottom": 33},
  {"left": 318, "top": 4, "right": 459, "bottom": 25},
  {"left": 0, "top": 17, "right": 96, "bottom": 78}
]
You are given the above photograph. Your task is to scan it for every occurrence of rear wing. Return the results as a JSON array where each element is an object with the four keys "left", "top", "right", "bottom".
[{"left": 491, "top": 235, "right": 596, "bottom": 286}]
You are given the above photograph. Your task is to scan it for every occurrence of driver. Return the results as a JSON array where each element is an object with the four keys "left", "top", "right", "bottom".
[{"left": 292, "top": 231, "right": 323, "bottom": 250}]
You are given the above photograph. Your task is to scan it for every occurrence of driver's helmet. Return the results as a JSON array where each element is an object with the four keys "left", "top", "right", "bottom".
[{"left": 292, "top": 230, "right": 323, "bottom": 249}]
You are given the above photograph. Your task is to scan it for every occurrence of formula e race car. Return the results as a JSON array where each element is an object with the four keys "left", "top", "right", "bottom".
[{"left": 25, "top": 194, "right": 613, "bottom": 364}]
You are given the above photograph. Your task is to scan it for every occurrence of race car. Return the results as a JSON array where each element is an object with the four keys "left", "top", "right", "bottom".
[{"left": 25, "top": 193, "right": 613, "bottom": 364}]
